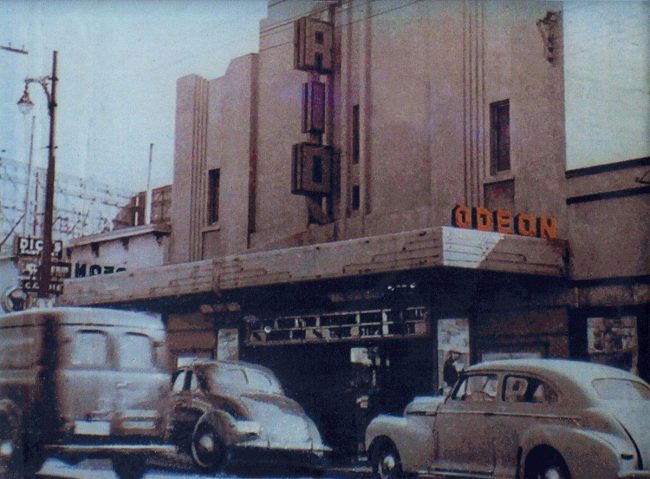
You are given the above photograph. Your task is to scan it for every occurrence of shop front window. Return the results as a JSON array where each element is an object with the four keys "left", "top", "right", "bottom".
[{"left": 587, "top": 316, "right": 639, "bottom": 374}]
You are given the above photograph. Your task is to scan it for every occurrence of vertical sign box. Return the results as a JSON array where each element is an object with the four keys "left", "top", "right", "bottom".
[
  {"left": 294, "top": 17, "right": 333, "bottom": 74},
  {"left": 292, "top": 143, "right": 333, "bottom": 196},
  {"left": 302, "top": 81, "right": 326, "bottom": 134}
]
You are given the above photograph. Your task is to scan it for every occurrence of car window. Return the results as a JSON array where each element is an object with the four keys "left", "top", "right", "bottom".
[
  {"left": 117, "top": 333, "right": 153, "bottom": 369},
  {"left": 71, "top": 330, "right": 108, "bottom": 367},
  {"left": 210, "top": 367, "right": 248, "bottom": 391},
  {"left": 172, "top": 370, "right": 186, "bottom": 393},
  {"left": 189, "top": 371, "right": 200, "bottom": 391},
  {"left": 245, "top": 369, "right": 283, "bottom": 395},
  {"left": 504, "top": 375, "right": 558, "bottom": 404},
  {"left": 452, "top": 374, "right": 498, "bottom": 402},
  {"left": 593, "top": 379, "right": 650, "bottom": 400}
]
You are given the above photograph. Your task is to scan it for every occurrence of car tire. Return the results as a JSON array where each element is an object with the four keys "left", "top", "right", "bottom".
[
  {"left": 112, "top": 455, "right": 147, "bottom": 479},
  {"left": 372, "top": 441, "right": 403, "bottom": 479},
  {"left": 190, "top": 421, "right": 226, "bottom": 473},
  {"left": 526, "top": 450, "right": 571, "bottom": 479}
]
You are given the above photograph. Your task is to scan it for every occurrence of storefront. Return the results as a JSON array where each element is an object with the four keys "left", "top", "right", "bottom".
[{"left": 61, "top": 225, "right": 569, "bottom": 456}]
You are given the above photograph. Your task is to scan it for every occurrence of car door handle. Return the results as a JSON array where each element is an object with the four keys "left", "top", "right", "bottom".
[{"left": 484, "top": 411, "right": 496, "bottom": 417}]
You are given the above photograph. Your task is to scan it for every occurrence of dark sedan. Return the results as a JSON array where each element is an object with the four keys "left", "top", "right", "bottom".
[{"left": 168, "top": 359, "right": 330, "bottom": 473}]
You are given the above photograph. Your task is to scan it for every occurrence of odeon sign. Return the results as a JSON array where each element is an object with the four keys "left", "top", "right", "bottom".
[{"left": 452, "top": 205, "right": 558, "bottom": 240}]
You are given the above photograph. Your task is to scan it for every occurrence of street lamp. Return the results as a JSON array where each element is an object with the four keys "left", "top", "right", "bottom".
[{"left": 17, "top": 50, "right": 58, "bottom": 300}]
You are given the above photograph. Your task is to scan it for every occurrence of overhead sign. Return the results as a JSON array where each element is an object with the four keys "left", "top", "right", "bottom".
[
  {"left": 452, "top": 205, "right": 558, "bottom": 240},
  {"left": 18, "top": 260, "right": 69, "bottom": 296},
  {"left": 16, "top": 236, "right": 63, "bottom": 259}
]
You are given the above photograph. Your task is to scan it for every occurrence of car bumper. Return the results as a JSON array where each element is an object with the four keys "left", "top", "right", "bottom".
[
  {"left": 229, "top": 445, "right": 329, "bottom": 468},
  {"left": 619, "top": 471, "right": 650, "bottom": 478}
]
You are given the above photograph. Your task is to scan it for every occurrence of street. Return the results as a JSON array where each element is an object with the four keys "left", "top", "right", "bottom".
[{"left": 36, "top": 456, "right": 371, "bottom": 479}]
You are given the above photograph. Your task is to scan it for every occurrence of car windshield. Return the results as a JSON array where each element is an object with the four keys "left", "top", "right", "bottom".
[
  {"left": 592, "top": 379, "right": 650, "bottom": 400},
  {"left": 209, "top": 366, "right": 283, "bottom": 395}
]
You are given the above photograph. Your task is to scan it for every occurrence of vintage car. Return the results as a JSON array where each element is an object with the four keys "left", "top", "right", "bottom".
[
  {"left": 168, "top": 359, "right": 330, "bottom": 472},
  {"left": 365, "top": 359, "right": 650, "bottom": 479},
  {"left": 0, "top": 307, "right": 174, "bottom": 479}
]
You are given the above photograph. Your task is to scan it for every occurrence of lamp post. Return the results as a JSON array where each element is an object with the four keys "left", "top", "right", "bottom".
[{"left": 17, "top": 50, "right": 58, "bottom": 299}]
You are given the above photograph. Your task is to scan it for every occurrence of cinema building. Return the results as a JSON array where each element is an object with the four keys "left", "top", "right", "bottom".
[{"left": 61, "top": 0, "right": 649, "bottom": 455}]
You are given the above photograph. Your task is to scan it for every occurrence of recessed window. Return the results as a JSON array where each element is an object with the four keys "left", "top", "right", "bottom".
[
  {"left": 312, "top": 156, "right": 323, "bottom": 184},
  {"left": 490, "top": 100, "right": 510, "bottom": 174},
  {"left": 351, "top": 185, "right": 360, "bottom": 211},
  {"left": 207, "top": 168, "right": 220, "bottom": 224},
  {"left": 315, "top": 31, "right": 324, "bottom": 45},
  {"left": 315, "top": 52, "right": 323, "bottom": 72},
  {"left": 352, "top": 104, "right": 360, "bottom": 164}
]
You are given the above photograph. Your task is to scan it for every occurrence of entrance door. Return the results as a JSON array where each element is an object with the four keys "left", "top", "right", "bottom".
[{"left": 431, "top": 373, "right": 498, "bottom": 475}]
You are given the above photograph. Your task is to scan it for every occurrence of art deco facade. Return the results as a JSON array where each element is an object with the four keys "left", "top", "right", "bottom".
[{"left": 62, "top": 0, "right": 650, "bottom": 455}]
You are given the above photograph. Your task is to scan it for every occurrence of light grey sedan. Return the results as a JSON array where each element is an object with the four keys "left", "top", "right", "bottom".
[{"left": 365, "top": 359, "right": 650, "bottom": 479}]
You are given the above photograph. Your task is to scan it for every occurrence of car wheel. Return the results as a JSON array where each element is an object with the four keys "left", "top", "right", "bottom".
[
  {"left": 190, "top": 421, "right": 226, "bottom": 473},
  {"left": 112, "top": 455, "right": 147, "bottom": 479},
  {"left": 526, "top": 451, "right": 570, "bottom": 479},
  {"left": 372, "top": 441, "right": 403, "bottom": 479}
]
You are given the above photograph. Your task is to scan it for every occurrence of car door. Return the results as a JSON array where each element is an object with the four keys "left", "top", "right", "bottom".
[
  {"left": 491, "top": 374, "right": 560, "bottom": 477},
  {"left": 171, "top": 370, "right": 195, "bottom": 424},
  {"left": 57, "top": 327, "right": 115, "bottom": 437},
  {"left": 431, "top": 373, "right": 499, "bottom": 476},
  {"left": 112, "top": 330, "right": 169, "bottom": 436}
]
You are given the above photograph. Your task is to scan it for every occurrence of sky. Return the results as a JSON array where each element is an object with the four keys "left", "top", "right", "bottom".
[{"left": 0, "top": 0, "right": 268, "bottom": 192}]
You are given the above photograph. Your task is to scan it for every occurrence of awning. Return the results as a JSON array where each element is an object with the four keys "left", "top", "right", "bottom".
[{"left": 60, "top": 226, "right": 567, "bottom": 306}]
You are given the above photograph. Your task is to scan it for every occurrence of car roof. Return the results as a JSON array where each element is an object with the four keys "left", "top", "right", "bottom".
[
  {"left": 182, "top": 359, "right": 277, "bottom": 377},
  {"left": 0, "top": 307, "right": 164, "bottom": 329},
  {"left": 466, "top": 358, "right": 646, "bottom": 398}
]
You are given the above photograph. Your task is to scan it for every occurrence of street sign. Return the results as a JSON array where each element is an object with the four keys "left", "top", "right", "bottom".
[
  {"left": 16, "top": 236, "right": 63, "bottom": 259},
  {"left": 21, "top": 278, "right": 63, "bottom": 294}
]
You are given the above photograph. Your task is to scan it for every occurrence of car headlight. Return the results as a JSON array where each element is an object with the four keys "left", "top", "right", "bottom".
[{"left": 234, "top": 419, "right": 262, "bottom": 436}]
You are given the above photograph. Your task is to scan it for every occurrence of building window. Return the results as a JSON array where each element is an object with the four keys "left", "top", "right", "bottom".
[
  {"left": 351, "top": 185, "right": 360, "bottom": 211},
  {"left": 352, "top": 104, "right": 360, "bottom": 164},
  {"left": 490, "top": 100, "right": 510, "bottom": 174},
  {"left": 312, "top": 156, "right": 323, "bottom": 184},
  {"left": 207, "top": 168, "right": 220, "bottom": 224},
  {"left": 315, "top": 31, "right": 324, "bottom": 45}
]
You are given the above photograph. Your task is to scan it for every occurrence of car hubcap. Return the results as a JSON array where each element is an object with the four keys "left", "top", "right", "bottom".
[
  {"left": 192, "top": 427, "right": 219, "bottom": 468},
  {"left": 541, "top": 466, "right": 564, "bottom": 479},
  {"left": 379, "top": 453, "right": 397, "bottom": 479},
  {"left": 197, "top": 432, "right": 215, "bottom": 455}
]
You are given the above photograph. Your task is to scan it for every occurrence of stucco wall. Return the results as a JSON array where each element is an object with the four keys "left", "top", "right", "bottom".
[
  {"left": 170, "top": 0, "right": 646, "bottom": 284},
  {"left": 68, "top": 233, "right": 167, "bottom": 276},
  {"left": 205, "top": 54, "right": 258, "bottom": 257}
]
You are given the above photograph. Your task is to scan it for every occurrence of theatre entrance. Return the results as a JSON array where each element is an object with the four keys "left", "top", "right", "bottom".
[{"left": 242, "top": 337, "right": 434, "bottom": 459}]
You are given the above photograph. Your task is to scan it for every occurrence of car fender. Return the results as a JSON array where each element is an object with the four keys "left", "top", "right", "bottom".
[
  {"left": 194, "top": 409, "right": 238, "bottom": 447},
  {"left": 519, "top": 424, "right": 625, "bottom": 478},
  {"left": 366, "top": 414, "right": 433, "bottom": 473}
]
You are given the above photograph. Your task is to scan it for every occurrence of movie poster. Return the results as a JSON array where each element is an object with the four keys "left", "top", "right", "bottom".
[{"left": 587, "top": 316, "right": 638, "bottom": 374}]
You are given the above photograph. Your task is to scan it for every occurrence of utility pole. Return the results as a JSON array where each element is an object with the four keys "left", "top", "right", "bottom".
[
  {"left": 39, "top": 50, "right": 58, "bottom": 299},
  {"left": 145, "top": 143, "right": 153, "bottom": 225},
  {"left": 18, "top": 51, "right": 58, "bottom": 299}
]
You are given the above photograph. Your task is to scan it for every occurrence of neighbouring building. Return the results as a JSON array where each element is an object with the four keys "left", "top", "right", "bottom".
[{"left": 60, "top": 0, "right": 650, "bottom": 457}]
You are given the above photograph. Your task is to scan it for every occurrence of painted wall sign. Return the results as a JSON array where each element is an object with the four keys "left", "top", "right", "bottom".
[
  {"left": 71, "top": 263, "right": 126, "bottom": 278},
  {"left": 16, "top": 236, "right": 63, "bottom": 259},
  {"left": 452, "top": 205, "right": 558, "bottom": 239}
]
